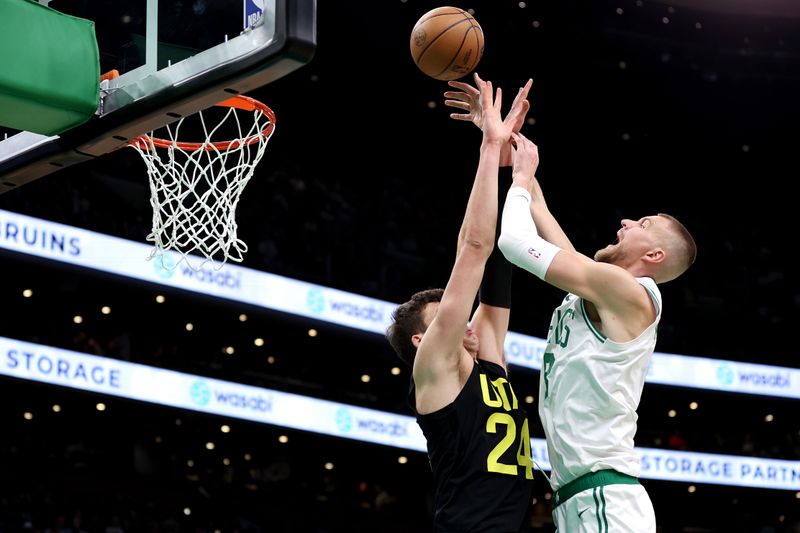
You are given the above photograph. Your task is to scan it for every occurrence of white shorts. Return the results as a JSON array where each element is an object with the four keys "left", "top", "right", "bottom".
[{"left": 553, "top": 482, "right": 656, "bottom": 533}]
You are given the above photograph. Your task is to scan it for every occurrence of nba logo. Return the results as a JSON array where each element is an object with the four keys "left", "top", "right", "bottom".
[{"left": 244, "top": 0, "right": 265, "bottom": 30}]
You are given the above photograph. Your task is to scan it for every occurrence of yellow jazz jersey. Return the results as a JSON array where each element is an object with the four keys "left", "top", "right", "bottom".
[{"left": 538, "top": 277, "right": 662, "bottom": 491}]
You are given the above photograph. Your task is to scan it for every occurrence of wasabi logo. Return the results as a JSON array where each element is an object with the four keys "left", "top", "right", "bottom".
[
  {"left": 153, "top": 254, "right": 177, "bottom": 279},
  {"left": 190, "top": 380, "right": 211, "bottom": 406},
  {"left": 715, "top": 363, "right": 792, "bottom": 390},
  {"left": 334, "top": 407, "right": 409, "bottom": 437},
  {"left": 306, "top": 288, "right": 384, "bottom": 322},
  {"left": 153, "top": 252, "right": 242, "bottom": 289},
  {"left": 335, "top": 407, "right": 353, "bottom": 433},
  {"left": 189, "top": 380, "right": 271, "bottom": 411},
  {"left": 355, "top": 418, "right": 408, "bottom": 437},
  {"left": 738, "top": 371, "right": 791, "bottom": 388},
  {"left": 179, "top": 264, "right": 242, "bottom": 290},
  {"left": 213, "top": 389, "right": 272, "bottom": 412},
  {"left": 307, "top": 288, "right": 325, "bottom": 314},
  {"left": 716, "top": 364, "right": 735, "bottom": 387}
]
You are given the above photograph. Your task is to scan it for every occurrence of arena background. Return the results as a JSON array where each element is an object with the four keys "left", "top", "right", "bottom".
[{"left": 0, "top": 0, "right": 798, "bottom": 531}]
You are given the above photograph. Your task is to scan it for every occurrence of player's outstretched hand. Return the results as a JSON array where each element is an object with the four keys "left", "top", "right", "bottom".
[
  {"left": 505, "top": 79, "right": 533, "bottom": 136},
  {"left": 510, "top": 131, "right": 539, "bottom": 190},
  {"left": 445, "top": 77, "right": 532, "bottom": 134},
  {"left": 474, "top": 73, "right": 513, "bottom": 145},
  {"left": 444, "top": 76, "right": 482, "bottom": 127}
]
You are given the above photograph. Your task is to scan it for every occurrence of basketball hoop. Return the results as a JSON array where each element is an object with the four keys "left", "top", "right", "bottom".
[{"left": 130, "top": 95, "right": 275, "bottom": 271}]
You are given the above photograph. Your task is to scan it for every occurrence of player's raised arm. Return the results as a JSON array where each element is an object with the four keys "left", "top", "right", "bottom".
[
  {"left": 444, "top": 78, "right": 532, "bottom": 369},
  {"left": 498, "top": 142, "right": 641, "bottom": 315},
  {"left": 528, "top": 176, "right": 579, "bottom": 253},
  {"left": 411, "top": 74, "right": 513, "bottom": 412}
]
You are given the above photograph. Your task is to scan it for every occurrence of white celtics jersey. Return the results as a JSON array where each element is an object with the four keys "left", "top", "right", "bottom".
[{"left": 538, "top": 277, "right": 662, "bottom": 491}]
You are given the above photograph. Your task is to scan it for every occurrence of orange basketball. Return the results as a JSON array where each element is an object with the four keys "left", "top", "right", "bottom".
[{"left": 410, "top": 7, "right": 484, "bottom": 81}]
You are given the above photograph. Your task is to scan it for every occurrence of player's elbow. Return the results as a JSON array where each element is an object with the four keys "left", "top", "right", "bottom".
[
  {"left": 498, "top": 232, "right": 523, "bottom": 266},
  {"left": 461, "top": 234, "right": 494, "bottom": 257},
  {"left": 461, "top": 236, "right": 494, "bottom": 258}
]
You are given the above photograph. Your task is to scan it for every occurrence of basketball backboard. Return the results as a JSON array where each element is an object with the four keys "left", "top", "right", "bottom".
[{"left": 0, "top": 0, "right": 316, "bottom": 194}]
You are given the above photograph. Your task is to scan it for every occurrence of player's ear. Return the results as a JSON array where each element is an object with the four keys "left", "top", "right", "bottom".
[
  {"left": 412, "top": 333, "right": 423, "bottom": 348},
  {"left": 644, "top": 248, "right": 665, "bottom": 265}
]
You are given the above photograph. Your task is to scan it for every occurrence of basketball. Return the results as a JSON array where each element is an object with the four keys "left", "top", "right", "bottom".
[{"left": 410, "top": 7, "right": 484, "bottom": 81}]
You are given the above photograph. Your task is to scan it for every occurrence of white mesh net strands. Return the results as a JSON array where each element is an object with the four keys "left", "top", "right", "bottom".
[{"left": 131, "top": 96, "right": 275, "bottom": 271}]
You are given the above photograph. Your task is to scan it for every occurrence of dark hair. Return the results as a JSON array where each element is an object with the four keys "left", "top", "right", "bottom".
[{"left": 385, "top": 288, "right": 444, "bottom": 367}]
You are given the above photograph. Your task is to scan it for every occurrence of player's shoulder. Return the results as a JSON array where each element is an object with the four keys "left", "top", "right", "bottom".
[
  {"left": 635, "top": 276, "right": 662, "bottom": 315},
  {"left": 476, "top": 358, "right": 508, "bottom": 379}
]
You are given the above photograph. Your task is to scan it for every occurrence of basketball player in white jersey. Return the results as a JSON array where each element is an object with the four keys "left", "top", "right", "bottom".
[{"left": 496, "top": 131, "right": 697, "bottom": 532}]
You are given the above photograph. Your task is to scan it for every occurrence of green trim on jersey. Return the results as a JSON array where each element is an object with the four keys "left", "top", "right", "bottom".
[
  {"left": 642, "top": 284, "right": 661, "bottom": 315},
  {"left": 580, "top": 299, "right": 606, "bottom": 342},
  {"left": 642, "top": 281, "right": 661, "bottom": 335}
]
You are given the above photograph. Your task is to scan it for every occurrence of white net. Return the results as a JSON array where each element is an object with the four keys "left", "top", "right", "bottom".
[{"left": 131, "top": 97, "right": 275, "bottom": 271}]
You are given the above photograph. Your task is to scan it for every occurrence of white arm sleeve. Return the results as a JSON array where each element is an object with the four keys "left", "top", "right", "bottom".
[{"left": 498, "top": 186, "right": 561, "bottom": 280}]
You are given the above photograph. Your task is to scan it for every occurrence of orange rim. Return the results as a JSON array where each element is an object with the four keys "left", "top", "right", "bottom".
[{"left": 130, "top": 95, "right": 276, "bottom": 152}]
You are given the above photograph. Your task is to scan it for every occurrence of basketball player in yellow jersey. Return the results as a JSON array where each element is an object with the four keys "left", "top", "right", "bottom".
[{"left": 497, "top": 131, "right": 697, "bottom": 532}]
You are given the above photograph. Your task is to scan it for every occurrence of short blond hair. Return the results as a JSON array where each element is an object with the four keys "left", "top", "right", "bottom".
[{"left": 654, "top": 213, "right": 697, "bottom": 283}]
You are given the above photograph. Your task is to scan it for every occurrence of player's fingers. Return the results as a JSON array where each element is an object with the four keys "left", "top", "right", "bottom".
[
  {"left": 444, "top": 100, "right": 471, "bottom": 111},
  {"left": 523, "top": 136, "right": 538, "bottom": 153},
  {"left": 506, "top": 96, "right": 529, "bottom": 120},
  {"left": 449, "top": 113, "right": 472, "bottom": 121},
  {"left": 480, "top": 80, "right": 492, "bottom": 101},
  {"left": 516, "top": 100, "right": 531, "bottom": 119},
  {"left": 507, "top": 80, "right": 533, "bottom": 120},
  {"left": 520, "top": 78, "right": 533, "bottom": 98},
  {"left": 510, "top": 85, "right": 526, "bottom": 107},
  {"left": 512, "top": 132, "right": 531, "bottom": 151},
  {"left": 443, "top": 91, "right": 472, "bottom": 103}
]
